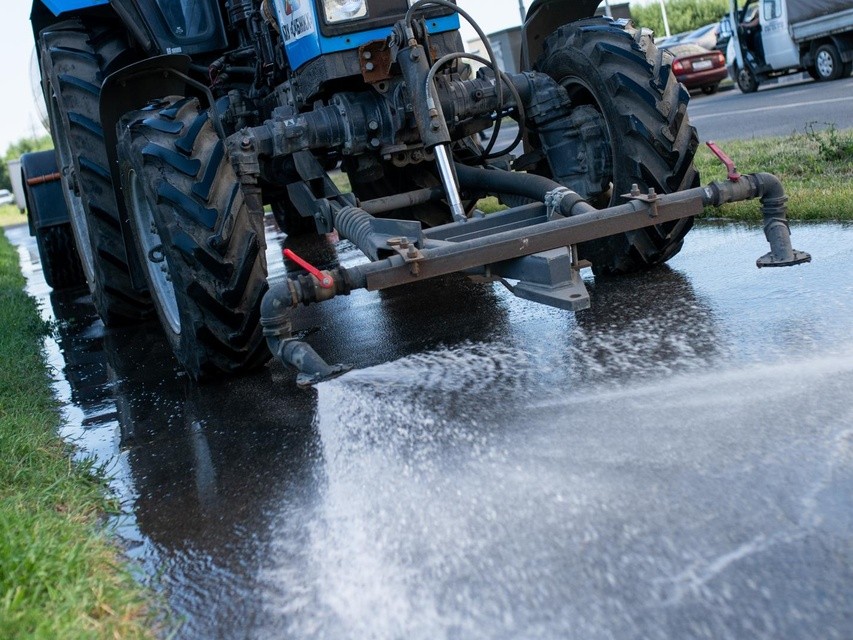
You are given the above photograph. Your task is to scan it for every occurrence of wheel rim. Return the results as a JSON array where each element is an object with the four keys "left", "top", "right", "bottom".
[
  {"left": 128, "top": 170, "right": 182, "bottom": 334},
  {"left": 816, "top": 50, "right": 834, "bottom": 78},
  {"left": 47, "top": 88, "right": 95, "bottom": 284}
]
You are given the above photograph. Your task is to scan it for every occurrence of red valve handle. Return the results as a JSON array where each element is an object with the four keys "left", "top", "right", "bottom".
[
  {"left": 283, "top": 249, "right": 334, "bottom": 289},
  {"left": 706, "top": 140, "right": 741, "bottom": 182}
]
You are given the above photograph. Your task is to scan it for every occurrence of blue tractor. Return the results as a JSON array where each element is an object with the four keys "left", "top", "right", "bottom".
[{"left": 31, "top": 0, "right": 809, "bottom": 383}]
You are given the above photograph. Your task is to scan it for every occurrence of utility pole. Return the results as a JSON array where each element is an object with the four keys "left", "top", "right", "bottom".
[
  {"left": 604, "top": 0, "right": 612, "bottom": 18},
  {"left": 658, "top": 0, "right": 671, "bottom": 37},
  {"left": 518, "top": 0, "right": 526, "bottom": 24}
]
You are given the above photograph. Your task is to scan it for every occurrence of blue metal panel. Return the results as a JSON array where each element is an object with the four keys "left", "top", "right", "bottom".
[
  {"left": 270, "top": 0, "right": 460, "bottom": 70},
  {"left": 320, "top": 14, "right": 460, "bottom": 57},
  {"left": 41, "top": 0, "right": 109, "bottom": 16}
]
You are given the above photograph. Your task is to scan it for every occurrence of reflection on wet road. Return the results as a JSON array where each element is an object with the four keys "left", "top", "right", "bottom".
[{"left": 6, "top": 220, "right": 852, "bottom": 639}]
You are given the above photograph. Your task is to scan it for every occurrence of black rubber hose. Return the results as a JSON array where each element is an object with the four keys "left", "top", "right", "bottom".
[{"left": 454, "top": 163, "right": 592, "bottom": 216}]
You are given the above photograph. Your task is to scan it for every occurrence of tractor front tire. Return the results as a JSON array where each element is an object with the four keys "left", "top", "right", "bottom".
[
  {"left": 39, "top": 20, "right": 152, "bottom": 322},
  {"left": 118, "top": 97, "right": 270, "bottom": 379},
  {"left": 536, "top": 18, "right": 700, "bottom": 275}
]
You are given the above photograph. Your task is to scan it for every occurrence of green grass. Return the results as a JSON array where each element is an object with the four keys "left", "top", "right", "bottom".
[
  {"left": 0, "top": 205, "right": 27, "bottom": 228},
  {"left": 694, "top": 126, "right": 853, "bottom": 221},
  {"left": 478, "top": 127, "right": 853, "bottom": 220},
  {"left": 0, "top": 232, "right": 155, "bottom": 639}
]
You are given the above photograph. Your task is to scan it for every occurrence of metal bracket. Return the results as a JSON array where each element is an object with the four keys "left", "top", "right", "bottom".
[
  {"left": 387, "top": 236, "right": 425, "bottom": 276},
  {"left": 621, "top": 183, "right": 660, "bottom": 218},
  {"left": 494, "top": 247, "right": 590, "bottom": 311}
]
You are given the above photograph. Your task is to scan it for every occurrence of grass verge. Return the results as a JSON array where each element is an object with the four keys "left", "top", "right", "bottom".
[
  {"left": 0, "top": 231, "right": 154, "bottom": 639},
  {"left": 476, "top": 127, "right": 853, "bottom": 219},
  {"left": 695, "top": 125, "right": 853, "bottom": 220}
]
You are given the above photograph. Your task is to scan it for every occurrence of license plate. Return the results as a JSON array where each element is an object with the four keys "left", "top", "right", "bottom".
[{"left": 692, "top": 60, "right": 714, "bottom": 70}]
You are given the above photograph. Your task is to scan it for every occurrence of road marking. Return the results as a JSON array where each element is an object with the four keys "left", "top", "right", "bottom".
[{"left": 690, "top": 95, "right": 853, "bottom": 121}]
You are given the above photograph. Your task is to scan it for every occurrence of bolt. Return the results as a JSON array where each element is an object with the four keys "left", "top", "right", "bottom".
[
  {"left": 410, "top": 49, "right": 421, "bottom": 61},
  {"left": 368, "top": 120, "right": 380, "bottom": 131},
  {"left": 630, "top": 183, "right": 640, "bottom": 196},
  {"left": 430, "top": 121, "right": 441, "bottom": 131},
  {"left": 365, "top": 62, "right": 375, "bottom": 71},
  {"left": 647, "top": 187, "right": 657, "bottom": 197},
  {"left": 369, "top": 138, "right": 381, "bottom": 149},
  {"left": 363, "top": 51, "right": 372, "bottom": 60},
  {"left": 241, "top": 137, "right": 252, "bottom": 149},
  {"left": 399, "top": 238, "right": 409, "bottom": 248},
  {"left": 407, "top": 245, "right": 418, "bottom": 258}
]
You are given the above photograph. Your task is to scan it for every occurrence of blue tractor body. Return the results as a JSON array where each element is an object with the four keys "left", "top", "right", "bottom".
[
  {"left": 38, "top": 0, "right": 459, "bottom": 70},
  {"left": 39, "top": 0, "right": 108, "bottom": 14},
  {"left": 270, "top": 0, "right": 459, "bottom": 70}
]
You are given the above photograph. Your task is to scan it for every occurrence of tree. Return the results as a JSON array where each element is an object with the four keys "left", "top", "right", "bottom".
[
  {"left": 1, "top": 135, "right": 54, "bottom": 193},
  {"left": 632, "top": 0, "right": 729, "bottom": 39}
]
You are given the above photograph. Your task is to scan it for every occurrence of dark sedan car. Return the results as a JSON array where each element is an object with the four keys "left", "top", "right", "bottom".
[{"left": 664, "top": 43, "right": 728, "bottom": 94}]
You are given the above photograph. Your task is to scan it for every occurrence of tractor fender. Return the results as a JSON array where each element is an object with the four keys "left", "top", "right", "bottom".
[
  {"left": 520, "top": 0, "right": 603, "bottom": 70},
  {"left": 100, "top": 54, "right": 192, "bottom": 291},
  {"left": 20, "top": 150, "right": 69, "bottom": 236}
]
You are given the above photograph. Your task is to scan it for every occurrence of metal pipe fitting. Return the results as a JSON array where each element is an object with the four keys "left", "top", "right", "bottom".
[
  {"left": 702, "top": 173, "right": 811, "bottom": 267},
  {"left": 260, "top": 272, "right": 352, "bottom": 386},
  {"left": 753, "top": 172, "right": 811, "bottom": 267}
]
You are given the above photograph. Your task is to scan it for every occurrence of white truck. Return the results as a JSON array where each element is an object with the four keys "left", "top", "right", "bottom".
[{"left": 727, "top": 0, "right": 853, "bottom": 92}]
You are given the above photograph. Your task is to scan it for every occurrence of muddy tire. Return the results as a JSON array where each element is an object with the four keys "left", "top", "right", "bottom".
[
  {"left": 39, "top": 20, "right": 152, "bottom": 322},
  {"left": 117, "top": 97, "right": 271, "bottom": 379},
  {"left": 536, "top": 18, "right": 700, "bottom": 275},
  {"left": 35, "top": 224, "right": 86, "bottom": 290}
]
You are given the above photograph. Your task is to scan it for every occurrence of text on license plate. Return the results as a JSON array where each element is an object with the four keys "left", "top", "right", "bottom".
[{"left": 692, "top": 60, "right": 714, "bottom": 70}]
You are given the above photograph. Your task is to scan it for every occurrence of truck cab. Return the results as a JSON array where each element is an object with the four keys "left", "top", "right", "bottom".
[{"left": 727, "top": 0, "right": 853, "bottom": 92}]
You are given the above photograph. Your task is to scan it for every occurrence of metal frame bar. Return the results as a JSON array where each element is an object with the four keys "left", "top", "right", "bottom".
[{"left": 352, "top": 188, "right": 705, "bottom": 290}]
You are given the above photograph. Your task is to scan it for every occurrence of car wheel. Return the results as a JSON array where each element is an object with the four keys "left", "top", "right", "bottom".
[
  {"left": 701, "top": 83, "right": 719, "bottom": 95},
  {"left": 736, "top": 65, "right": 759, "bottom": 93},
  {"left": 814, "top": 43, "right": 843, "bottom": 81}
]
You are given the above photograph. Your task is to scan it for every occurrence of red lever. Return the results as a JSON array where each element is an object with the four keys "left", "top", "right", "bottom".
[
  {"left": 706, "top": 140, "right": 741, "bottom": 182},
  {"left": 283, "top": 249, "right": 334, "bottom": 288}
]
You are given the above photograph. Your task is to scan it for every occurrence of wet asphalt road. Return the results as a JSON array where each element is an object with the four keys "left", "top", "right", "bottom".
[{"left": 6, "top": 220, "right": 853, "bottom": 639}]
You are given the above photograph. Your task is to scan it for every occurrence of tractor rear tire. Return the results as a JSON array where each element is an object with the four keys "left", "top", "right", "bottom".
[
  {"left": 536, "top": 18, "right": 700, "bottom": 275},
  {"left": 20, "top": 151, "right": 86, "bottom": 290},
  {"left": 39, "top": 20, "right": 152, "bottom": 322},
  {"left": 117, "top": 97, "right": 271, "bottom": 379},
  {"left": 35, "top": 224, "right": 86, "bottom": 290}
]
